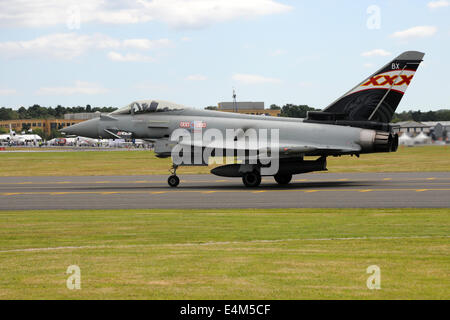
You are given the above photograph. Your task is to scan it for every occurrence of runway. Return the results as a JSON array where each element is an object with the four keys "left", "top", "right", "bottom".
[{"left": 0, "top": 172, "right": 449, "bottom": 210}]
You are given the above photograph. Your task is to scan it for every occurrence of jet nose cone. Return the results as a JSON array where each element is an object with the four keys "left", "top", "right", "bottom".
[{"left": 60, "top": 118, "right": 99, "bottom": 138}]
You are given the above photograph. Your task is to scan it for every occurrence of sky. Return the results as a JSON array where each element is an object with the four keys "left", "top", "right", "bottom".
[{"left": 0, "top": 0, "right": 449, "bottom": 112}]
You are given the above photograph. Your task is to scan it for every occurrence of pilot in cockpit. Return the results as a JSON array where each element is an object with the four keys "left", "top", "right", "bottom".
[{"left": 110, "top": 100, "right": 186, "bottom": 115}]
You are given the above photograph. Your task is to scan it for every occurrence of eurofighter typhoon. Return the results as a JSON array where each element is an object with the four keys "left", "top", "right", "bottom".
[{"left": 62, "top": 51, "right": 424, "bottom": 187}]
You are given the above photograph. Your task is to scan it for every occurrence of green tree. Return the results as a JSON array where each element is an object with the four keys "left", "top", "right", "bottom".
[
  {"left": 21, "top": 123, "right": 31, "bottom": 132},
  {"left": 280, "top": 104, "right": 317, "bottom": 118},
  {"left": 392, "top": 109, "right": 450, "bottom": 122},
  {"left": 436, "top": 109, "right": 450, "bottom": 121},
  {"left": 0, "top": 107, "right": 19, "bottom": 120},
  {"left": 49, "top": 129, "right": 63, "bottom": 139},
  {"left": 31, "top": 128, "right": 46, "bottom": 140},
  {"left": 3, "top": 104, "right": 448, "bottom": 122},
  {"left": 18, "top": 106, "right": 28, "bottom": 119},
  {"left": 55, "top": 105, "right": 65, "bottom": 118}
]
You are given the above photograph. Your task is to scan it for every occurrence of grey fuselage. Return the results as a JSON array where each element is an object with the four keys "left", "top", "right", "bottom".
[{"left": 62, "top": 108, "right": 387, "bottom": 158}]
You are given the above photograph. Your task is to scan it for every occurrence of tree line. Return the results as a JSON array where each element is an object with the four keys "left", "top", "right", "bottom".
[
  {"left": 0, "top": 104, "right": 117, "bottom": 121},
  {"left": 391, "top": 110, "right": 450, "bottom": 122},
  {"left": 269, "top": 104, "right": 450, "bottom": 121},
  {"left": 1, "top": 104, "right": 449, "bottom": 122}
]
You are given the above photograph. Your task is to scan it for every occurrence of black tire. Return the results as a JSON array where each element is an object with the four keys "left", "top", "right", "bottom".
[
  {"left": 168, "top": 175, "right": 180, "bottom": 187},
  {"left": 274, "top": 173, "right": 292, "bottom": 185},
  {"left": 242, "top": 172, "right": 262, "bottom": 187}
]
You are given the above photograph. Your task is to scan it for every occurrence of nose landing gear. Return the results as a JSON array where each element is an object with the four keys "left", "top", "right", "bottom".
[
  {"left": 168, "top": 175, "right": 180, "bottom": 187},
  {"left": 168, "top": 164, "right": 180, "bottom": 187}
]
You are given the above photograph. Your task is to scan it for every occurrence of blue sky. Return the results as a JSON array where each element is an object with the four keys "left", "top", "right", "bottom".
[{"left": 0, "top": 0, "right": 449, "bottom": 111}]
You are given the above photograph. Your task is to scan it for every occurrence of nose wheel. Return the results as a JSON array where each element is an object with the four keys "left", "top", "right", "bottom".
[
  {"left": 168, "top": 175, "right": 180, "bottom": 187},
  {"left": 168, "top": 164, "right": 180, "bottom": 187}
]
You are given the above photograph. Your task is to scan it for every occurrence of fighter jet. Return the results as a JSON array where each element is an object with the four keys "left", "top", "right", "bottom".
[{"left": 61, "top": 51, "right": 424, "bottom": 187}]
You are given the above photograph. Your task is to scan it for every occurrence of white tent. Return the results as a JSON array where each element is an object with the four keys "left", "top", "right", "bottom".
[
  {"left": 399, "top": 133, "right": 414, "bottom": 146},
  {"left": 413, "top": 132, "right": 431, "bottom": 145}
]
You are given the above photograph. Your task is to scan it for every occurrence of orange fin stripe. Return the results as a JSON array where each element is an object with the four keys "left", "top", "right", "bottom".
[
  {"left": 396, "top": 74, "right": 414, "bottom": 86},
  {"left": 361, "top": 74, "right": 414, "bottom": 86}
]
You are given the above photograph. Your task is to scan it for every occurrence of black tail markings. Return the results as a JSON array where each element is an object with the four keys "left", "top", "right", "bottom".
[{"left": 306, "top": 51, "right": 424, "bottom": 130}]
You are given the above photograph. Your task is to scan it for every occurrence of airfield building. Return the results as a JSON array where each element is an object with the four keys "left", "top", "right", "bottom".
[
  {"left": 394, "top": 121, "right": 450, "bottom": 134},
  {"left": 393, "top": 121, "right": 431, "bottom": 134},
  {"left": 0, "top": 113, "right": 109, "bottom": 137},
  {"left": 393, "top": 120, "right": 449, "bottom": 142},
  {"left": 217, "top": 102, "right": 281, "bottom": 116},
  {"left": 64, "top": 112, "right": 106, "bottom": 120},
  {"left": 0, "top": 118, "right": 85, "bottom": 136}
]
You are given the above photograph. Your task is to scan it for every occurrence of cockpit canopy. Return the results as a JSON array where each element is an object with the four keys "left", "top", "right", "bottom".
[{"left": 110, "top": 100, "right": 187, "bottom": 115}]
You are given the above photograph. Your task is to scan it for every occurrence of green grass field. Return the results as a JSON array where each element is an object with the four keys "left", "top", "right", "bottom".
[
  {"left": 0, "top": 145, "right": 448, "bottom": 176},
  {"left": 0, "top": 208, "right": 448, "bottom": 299}
]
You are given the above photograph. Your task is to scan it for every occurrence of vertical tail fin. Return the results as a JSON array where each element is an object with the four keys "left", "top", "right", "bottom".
[{"left": 308, "top": 51, "right": 424, "bottom": 124}]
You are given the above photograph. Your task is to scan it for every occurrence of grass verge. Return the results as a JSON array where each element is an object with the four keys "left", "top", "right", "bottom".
[
  {"left": 0, "top": 208, "right": 448, "bottom": 299},
  {"left": 0, "top": 145, "right": 448, "bottom": 176}
]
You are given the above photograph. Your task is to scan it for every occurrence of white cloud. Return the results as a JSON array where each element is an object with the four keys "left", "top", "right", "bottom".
[
  {"left": 427, "top": 1, "right": 450, "bottom": 9},
  {"left": 0, "top": 1, "right": 150, "bottom": 28},
  {"left": 0, "top": 33, "right": 116, "bottom": 59},
  {"left": 0, "top": 89, "right": 17, "bottom": 96},
  {"left": 122, "top": 38, "right": 172, "bottom": 50},
  {"left": 181, "top": 37, "right": 192, "bottom": 42},
  {"left": 232, "top": 73, "right": 281, "bottom": 85},
  {"left": 0, "top": 0, "right": 292, "bottom": 29},
  {"left": 107, "top": 52, "right": 155, "bottom": 62},
  {"left": 270, "top": 49, "right": 286, "bottom": 56},
  {"left": 0, "top": 33, "right": 171, "bottom": 60},
  {"left": 363, "top": 63, "right": 374, "bottom": 68},
  {"left": 36, "top": 81, "right": 108, "bottom": 95},
  {"left": 185, "top": 74, "right": 208, "bottom": 81},
  {"left": 390, "top": 26, "right": 437, "bottom": 40},
  {"left": 141, "top": 0, "right": 292, "bottom": 28},
  {"left": 361, "top": 49, "right": 391, "bottom": 57}
]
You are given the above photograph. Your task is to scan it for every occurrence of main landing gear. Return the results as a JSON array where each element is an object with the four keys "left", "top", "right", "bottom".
[
  {"left": 167, "top": 164, "right": 293, "bottom": 188},
  {"left": 242, "top": 171, "right": 262, "bottom": 188},
  {"left": 241, "top": 172, "right": 293, "bottom": 187},
  {"left": 168, "top": 164, "right": 180, "bottom": 187},
  {"left": 274, "top": 173, "right": 292, "bottom": 185}
]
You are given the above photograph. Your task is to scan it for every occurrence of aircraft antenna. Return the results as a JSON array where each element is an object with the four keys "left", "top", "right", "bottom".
[{"left": 232, "top": 88, "right": 237, "bottom": 112}]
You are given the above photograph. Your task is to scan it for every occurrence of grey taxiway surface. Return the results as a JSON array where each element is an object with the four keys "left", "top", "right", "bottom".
[{"left": 0, "top": 172, "right": 449, "bottom": 210}]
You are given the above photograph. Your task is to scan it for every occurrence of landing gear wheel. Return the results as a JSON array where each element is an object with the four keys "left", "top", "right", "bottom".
[
  {"left": 168, "top": 175, "right": 180, "bottom": 187},
  {"left": 242, "top": 172, "right": 262, "bottom": 187},
  {"left": 274, "top": 173, "right": 292, "bottom": 185}
]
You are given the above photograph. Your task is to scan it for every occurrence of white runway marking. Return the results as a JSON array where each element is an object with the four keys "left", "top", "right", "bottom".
[{"left": 1, "top": 235, "right": 448, "bottom": 253}]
